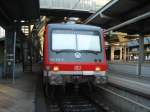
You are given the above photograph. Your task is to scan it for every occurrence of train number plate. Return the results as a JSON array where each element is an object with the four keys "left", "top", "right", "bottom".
[
  {"left": 83, "top": 71, "right": 94, "bottom": 75},
  {"left": 72, "top": 71, "right": 82, "bottom": 75}
]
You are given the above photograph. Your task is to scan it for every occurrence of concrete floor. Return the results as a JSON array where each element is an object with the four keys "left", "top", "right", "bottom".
[
  {"left": 107, "top": 71, "right": 150, "bottom": 96},
  {"left": 0, "top": 67, "right": 38, "bottom": 112},
  {"left": 108, "top": 62, "right": 150, "bottom": 77}
]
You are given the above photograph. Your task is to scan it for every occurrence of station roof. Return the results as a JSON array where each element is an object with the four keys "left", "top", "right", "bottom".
[
  {"left": 40, "top": 0, "right": 111, "bottom": 13},
  {"left": 0, "top": 0, "right": 111, "bottom": 27},
  {"left": 85, "top": 0, "right": 150, "bottom": 34},
  {"left": 39, "top": 0, "right": 111, "bottom": 23},
  {"left": 40, "top": 9, "right": 93, "bottom": 22},
  {"left": 1, "top": 0, "right": 150, "bottom": 35},
  {"left": 0, "top": 0, "right": 40, "bottom": 27}
]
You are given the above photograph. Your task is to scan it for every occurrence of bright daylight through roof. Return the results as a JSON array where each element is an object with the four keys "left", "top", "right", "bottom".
[{"left": 40, "top": 0, "right": 111, "bottom": 12}]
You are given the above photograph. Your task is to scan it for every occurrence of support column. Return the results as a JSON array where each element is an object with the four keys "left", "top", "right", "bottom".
[
  {"left": 136, "top": 36, "right": 144, "bottom": 77},
  {"left": 120, "top": 47, "right": 123, "bottom": 61},
  {"left": 127, "top": 47, "right": 130, "bottom": 61},
  {"left": 111, "top": 46, "right": 115, "bottom": 62},
  {"left": 21, "top": 25, "right": 32, "bottom": 72},
  {"left": 4, "top": 26, "right": 16, "bottom": 82},
  {"left": 123, "top": 46, "right": 127, "bottom": 61}
]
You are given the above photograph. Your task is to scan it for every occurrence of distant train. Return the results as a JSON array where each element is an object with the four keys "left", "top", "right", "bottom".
[{"left": 43, "top": 24, "right": 107, "bottom": 86}]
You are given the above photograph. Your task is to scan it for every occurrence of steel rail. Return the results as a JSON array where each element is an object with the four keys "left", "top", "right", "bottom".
[{"left": 97, "top": 86, "right": 150, "bottom": 111}]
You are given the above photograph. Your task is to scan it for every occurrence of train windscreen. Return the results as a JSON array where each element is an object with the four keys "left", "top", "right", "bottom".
[{"left": 52, "top": 30, "right": 101, "bottom": 52}]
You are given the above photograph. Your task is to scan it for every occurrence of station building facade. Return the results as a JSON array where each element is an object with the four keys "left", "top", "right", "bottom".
[{"left": 107, "top": 32, "right": 150, "bottom": 63}]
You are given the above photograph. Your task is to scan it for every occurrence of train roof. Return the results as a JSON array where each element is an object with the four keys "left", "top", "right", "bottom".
[{"left": 47, "top": 23, "right": 102, "bottom": 31}]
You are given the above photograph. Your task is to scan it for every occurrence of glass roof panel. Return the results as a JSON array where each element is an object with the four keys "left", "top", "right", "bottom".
[{"left": 40, "top": 0, "right": 111, "bottom": 12}]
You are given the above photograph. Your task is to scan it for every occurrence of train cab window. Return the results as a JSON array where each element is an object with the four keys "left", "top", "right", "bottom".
[
  {"left": 77, "top": 34, "right": 100, "bottom": 51},
  {"left": 52, "top": 30, "right": 76, "bottom": 50},
  {"left": 51, "top": 30, "right": 101, "bottom": 52}
]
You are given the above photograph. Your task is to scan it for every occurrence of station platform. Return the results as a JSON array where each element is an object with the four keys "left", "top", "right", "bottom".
[
  {"left": 108, "top": 62, "right": 150, "bottom": 77},
  {"left": 107, "top": 70, "right": 150, "bottom": 97},
  {"left": 0, "top": 64, "right": 41, "bottom": 112}
]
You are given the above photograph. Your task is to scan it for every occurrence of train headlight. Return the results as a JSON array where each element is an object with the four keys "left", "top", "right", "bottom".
[
  {"left": 95, "top": 67, "right": 101, "bottom": 72},
  {"left": 53, "top": 66, "right": 59, "bottom": 72}
]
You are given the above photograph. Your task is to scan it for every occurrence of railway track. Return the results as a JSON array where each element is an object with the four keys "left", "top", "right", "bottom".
[
  {"left": 93, "top": 84, "right": 150, "bottom": 112},
  {"left": 45, "top": 84, "right": 111, "bottom": 112},
  {"left": 36, "top": 75, "right": 150, "bottom": 112},
  {"left": 48, "top": 95, "right": 98, "bottom": 112}
]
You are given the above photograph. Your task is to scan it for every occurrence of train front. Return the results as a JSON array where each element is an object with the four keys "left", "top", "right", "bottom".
[{"left": 43, "top": 24, "right": 107, "bottom": 85}]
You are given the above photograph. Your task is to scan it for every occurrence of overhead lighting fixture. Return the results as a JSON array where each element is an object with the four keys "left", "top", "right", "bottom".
[
  {"left": 64, "top": 17, "right": 67, "bottom": 21},
  {"left": 20, "top": 20, "right": 25, "bottom": 23},
  {"left": 68, "top": 17, "right": 79, "bottom": 21}
]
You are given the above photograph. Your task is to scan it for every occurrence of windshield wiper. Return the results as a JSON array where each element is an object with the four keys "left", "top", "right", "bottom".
[
  {"left": 78, "top": 50, "right": 100, "bottom": 55},
  {"left": 54, "top": 49, "right": 100, "bottom": 54},
  {"left": 54, "top": 49, "right": 76, "bottom": 53}
]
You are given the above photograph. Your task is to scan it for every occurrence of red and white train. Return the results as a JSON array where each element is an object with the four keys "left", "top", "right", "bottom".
[{"left": 43, "top": 24, "right": 107, "bottom": 85}]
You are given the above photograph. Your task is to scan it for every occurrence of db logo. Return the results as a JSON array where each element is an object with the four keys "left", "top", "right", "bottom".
[
  {"left": 74, "top": 52, "right": 81, "bottom": 59},
  {"left": 74, "top": 65, "right": 81, "bottom": 71}
]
